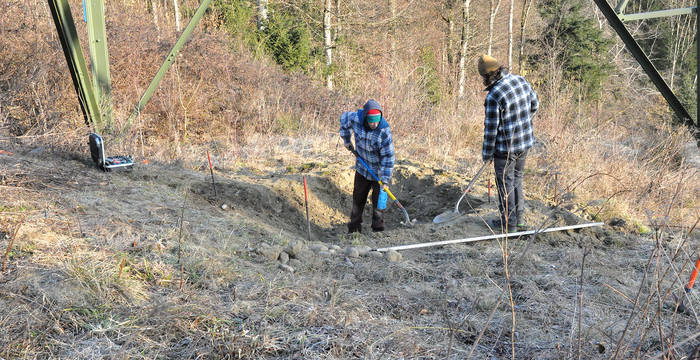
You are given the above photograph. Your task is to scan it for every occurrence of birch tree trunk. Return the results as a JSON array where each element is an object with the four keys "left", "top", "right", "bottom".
[
  {"left": 389, "top": 0, "right": 396, "bottom": 65},
  {"left": 152, "top": 0, "right": 161, "bottom": 41},
  {"left": 487, "top": 0, "right": 501, "bottom": 55},
  {"left": 518, "top": 0, "right": 532, "bottom": 74},
  {"left": 324, "top": 0, "right": 333, "bottom": 90},
  {"left": 257, "top": 0, "right": 268, "bottom": 30},
  {"left": 458, "top": 0, "right": 471, "bottom": 99},
  {"left": 507, "top": 0, "right": 513, "bottom": 68},
  {"left": 443, "top": 0, "right": 456, "bottom": 90},
  {"left": 173, "top": 0, "right": 181, "bottom": 32}
]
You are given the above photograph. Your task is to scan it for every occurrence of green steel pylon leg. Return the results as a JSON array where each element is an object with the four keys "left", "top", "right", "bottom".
[
  {"left": 124, "top": 0, "right": 214, "bottom": 133},
  {"left": 48, "top": 0, "right": 102, "bottom": 131},
  {"left": 86, "top": 0, "right": 113, "bottom": 131}
]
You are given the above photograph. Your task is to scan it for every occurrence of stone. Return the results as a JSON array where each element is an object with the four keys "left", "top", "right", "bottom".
[
  {"left": 357, "top": 245, "right": 372, "bottom": 256},
  {"left": 257, "top": 244, "right": 282, "bottom": 261},
  {"left": 369, "top": 251, "right": 384, "bottom": 259},
  {"left": 279, "top": 251, "right": 290, "bottom": 264},
  {"left": 289, "top": 259, "right": 303, "bottom": 268},
  {"left": 609, "top": 218, "right": 626, "bottom": 227},
  {"left": 345, "top": 247, "right": 360, "bottom": 258},
  {"left": 286, "top": 240, "right": 305, "bottom": 257},
  {"left": 384, "top": 250, "right": 402, "bottom": 262},
  {"left": 309, "top": 243, "right": 329, "bottom": 253},
  {"left": 330, "top": 245, "right": 341, "bottom": 251},
  {"left": 295, "top": 249, "right": 315, "bottom": 262},
  {"left": 278, "top": 264, "right": 295, "bottom": 273},
  {"left": 318, "top": 251, "right": 331, "bottom": 257}
]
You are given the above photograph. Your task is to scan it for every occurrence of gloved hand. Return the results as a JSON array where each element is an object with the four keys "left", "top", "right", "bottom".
[{"left": 345, "top": 143, "right": 355, "bottom": 152}]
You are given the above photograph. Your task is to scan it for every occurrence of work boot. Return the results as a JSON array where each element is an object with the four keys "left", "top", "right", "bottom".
[{"left": 488, "top": 218, "right": 517, "bottom": 233}]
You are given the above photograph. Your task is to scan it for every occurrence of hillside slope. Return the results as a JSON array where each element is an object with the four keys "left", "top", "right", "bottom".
[{"left": 0, "top": 141, "right": 697, "bottom": 359}]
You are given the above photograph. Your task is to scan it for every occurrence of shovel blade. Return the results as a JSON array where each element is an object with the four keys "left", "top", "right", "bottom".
[{"left": 433, "top": 210, "right": 460, "bottom": 224}]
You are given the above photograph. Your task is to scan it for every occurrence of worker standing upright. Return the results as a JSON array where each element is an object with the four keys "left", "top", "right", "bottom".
[{"left": 478, "top": 55, "right": 539, "bottom": 233}]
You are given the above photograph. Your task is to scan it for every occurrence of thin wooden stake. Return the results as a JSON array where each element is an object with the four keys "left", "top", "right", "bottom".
[
  {"left": 303, "top": 176, "right": 311, "bottom": 242},
  {"left": 207, "top": 150, "right": 217, "bottom": 198},
  {"left": 2, "top": 216, "right": 26, "bottom": 272}
]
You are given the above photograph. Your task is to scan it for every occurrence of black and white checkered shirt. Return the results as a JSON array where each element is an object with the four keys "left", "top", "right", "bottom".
[{"left": 482, "top": 70, "right": 538, "bottom": 161}]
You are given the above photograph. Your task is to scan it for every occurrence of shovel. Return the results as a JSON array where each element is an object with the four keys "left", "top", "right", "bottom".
[
  {"left": 433, "top": 160, "right": 491, "bottom": 224},
  {"left": 351, "top": 150, "right": 414, "bottom": 227}
]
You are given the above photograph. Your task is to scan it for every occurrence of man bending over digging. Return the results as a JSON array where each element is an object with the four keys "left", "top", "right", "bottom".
[{"left": 340, "top": 99, "right": 395, "bottom": 233}]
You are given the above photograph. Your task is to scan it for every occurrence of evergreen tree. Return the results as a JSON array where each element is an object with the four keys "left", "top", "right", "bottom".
[{"left": 535, "top": 0, "right": 613, "bottom": 99}]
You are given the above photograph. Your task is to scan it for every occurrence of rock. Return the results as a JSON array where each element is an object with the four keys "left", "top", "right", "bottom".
[
  {"left": 289, "top": 259, "right": 303, "bottom": 268},
  {"left": 257, "top": 244, "right": 282, "bottom": 261},
  {"left": 609, "top": 218, "right": 626, "bottom": 227},
  {"left": 221, "top": 203, "right": 229, "bottom": 210},
  {"left": 357, "top": 245, "right": 372, "bottom": 256},
  {"left": 309, "top": 243, "right": 328, "bottom": 253},
  {"left": 28, "top": 146, "right": 45, "bottom": 155},
  {"left": 318, "top": 251, "right": 331, "bottom": 257},
  {"left": 345, "top": 247, "right": 360, "bottom": 258},
  {"left": 279, "top": 252, "right": 290, "bottom": 264},
  {"left": 286, "top": 240, "right": 305, "bottom": 257},
  {"left": 342, "top": 273, "right": 357, "bottom": 283},
  {"left": 384, "top": 250, "right": 402, "bottom": 262},
  {"left": 295, "top": 249, "right": 315, "bottom": 262},
  {"left": 369, "top": 251, "right": 384, "bottom": 259},
  {"left": 278, "top": 264, "right": 295, "bottom": 273},
  {"left": 330, "top": 245, "right": 341, "bottom": 251}
]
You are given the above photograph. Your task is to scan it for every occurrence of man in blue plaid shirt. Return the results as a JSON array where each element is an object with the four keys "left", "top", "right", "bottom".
[
  {"left": 340, "top": 99, "right": 395, "bottom": 233},
  {"left": 478, "top": 55, "right": 538, "bottom": 233}
]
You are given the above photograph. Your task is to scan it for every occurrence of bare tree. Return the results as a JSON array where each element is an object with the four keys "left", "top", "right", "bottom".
[
  {"left": 488, "top": 0, "right": 502, "bottom": 55},
  {"left": 173, "top": 0, "right": 181, "bottom": 32},
  {"left": 442, "top": 0, "right": 457, "bottom": 70},
  {"left": 507, "top": 0, "right": 514, "bottom": 68},
  {"left": 518, "top": 0, "right": 533, "bottom": 74},
  {"left": 389, "top": 0, "right": 396, "bottom": 65},
  {"left": 257, "top": 0, "right": 268, "bottom": 30},
  {"left": 668, "top": 4, "right": 696, "bottom": 91},
  {"left": 458, "top": 0, "right": 471, "bottom": 99},
  {"left": 324, "top": 0, "right": 333, "bottom": 89}
]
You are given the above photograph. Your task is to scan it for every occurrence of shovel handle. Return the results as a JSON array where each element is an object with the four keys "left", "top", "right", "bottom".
[
  {"left": 455, "top": 160, "right": 491, "bottom": 212},
  {"left": 351, "top": 150, "right": 412, "bottom": 225}
]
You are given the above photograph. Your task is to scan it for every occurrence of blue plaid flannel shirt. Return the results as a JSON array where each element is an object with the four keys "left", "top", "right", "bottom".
[
  {"left": 340, "top": 110, "right": 395, "bottom": 183},
  {"left": 482, "top": 71, "right": 538, "bottom": 161}
]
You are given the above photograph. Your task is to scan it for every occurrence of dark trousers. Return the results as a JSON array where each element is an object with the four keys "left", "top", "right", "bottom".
[
  {"left": 348, "top": 171, "right": 385, "bottom": 233},
  {"left": 493, "top": 150, "right": 527, "bottom": 226}
]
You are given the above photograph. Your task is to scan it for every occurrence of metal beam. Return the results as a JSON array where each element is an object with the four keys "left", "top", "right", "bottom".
[
  {"left": 86, "top": 0, "right": 112, "bottom": 130},
  {"left": 619, "top": 7, "right": 696, "bottom": 21},
  {"left": 125, "top": 0, "right": 213, "bottom": 129},
  {"left": 592, "top": 0, "right": 697, "bottom": 131},
  {"left": 615, "top": 0, "right": 631, "bottom": 14},
  {"left": 374, "top": 223, "right": 605, "bottom": 252},
  {"left": 48, "top": 0, "right": 102, "bottom": 130}
]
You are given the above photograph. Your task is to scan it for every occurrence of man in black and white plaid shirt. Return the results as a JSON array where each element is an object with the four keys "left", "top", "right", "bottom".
[{"left": 478, "top": 54, "right": 538, "bottom": 233}]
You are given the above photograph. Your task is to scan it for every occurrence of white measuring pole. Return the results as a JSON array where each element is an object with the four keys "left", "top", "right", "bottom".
[{"left": 375, "top": 222, "right": 605, "bottom": 252}]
